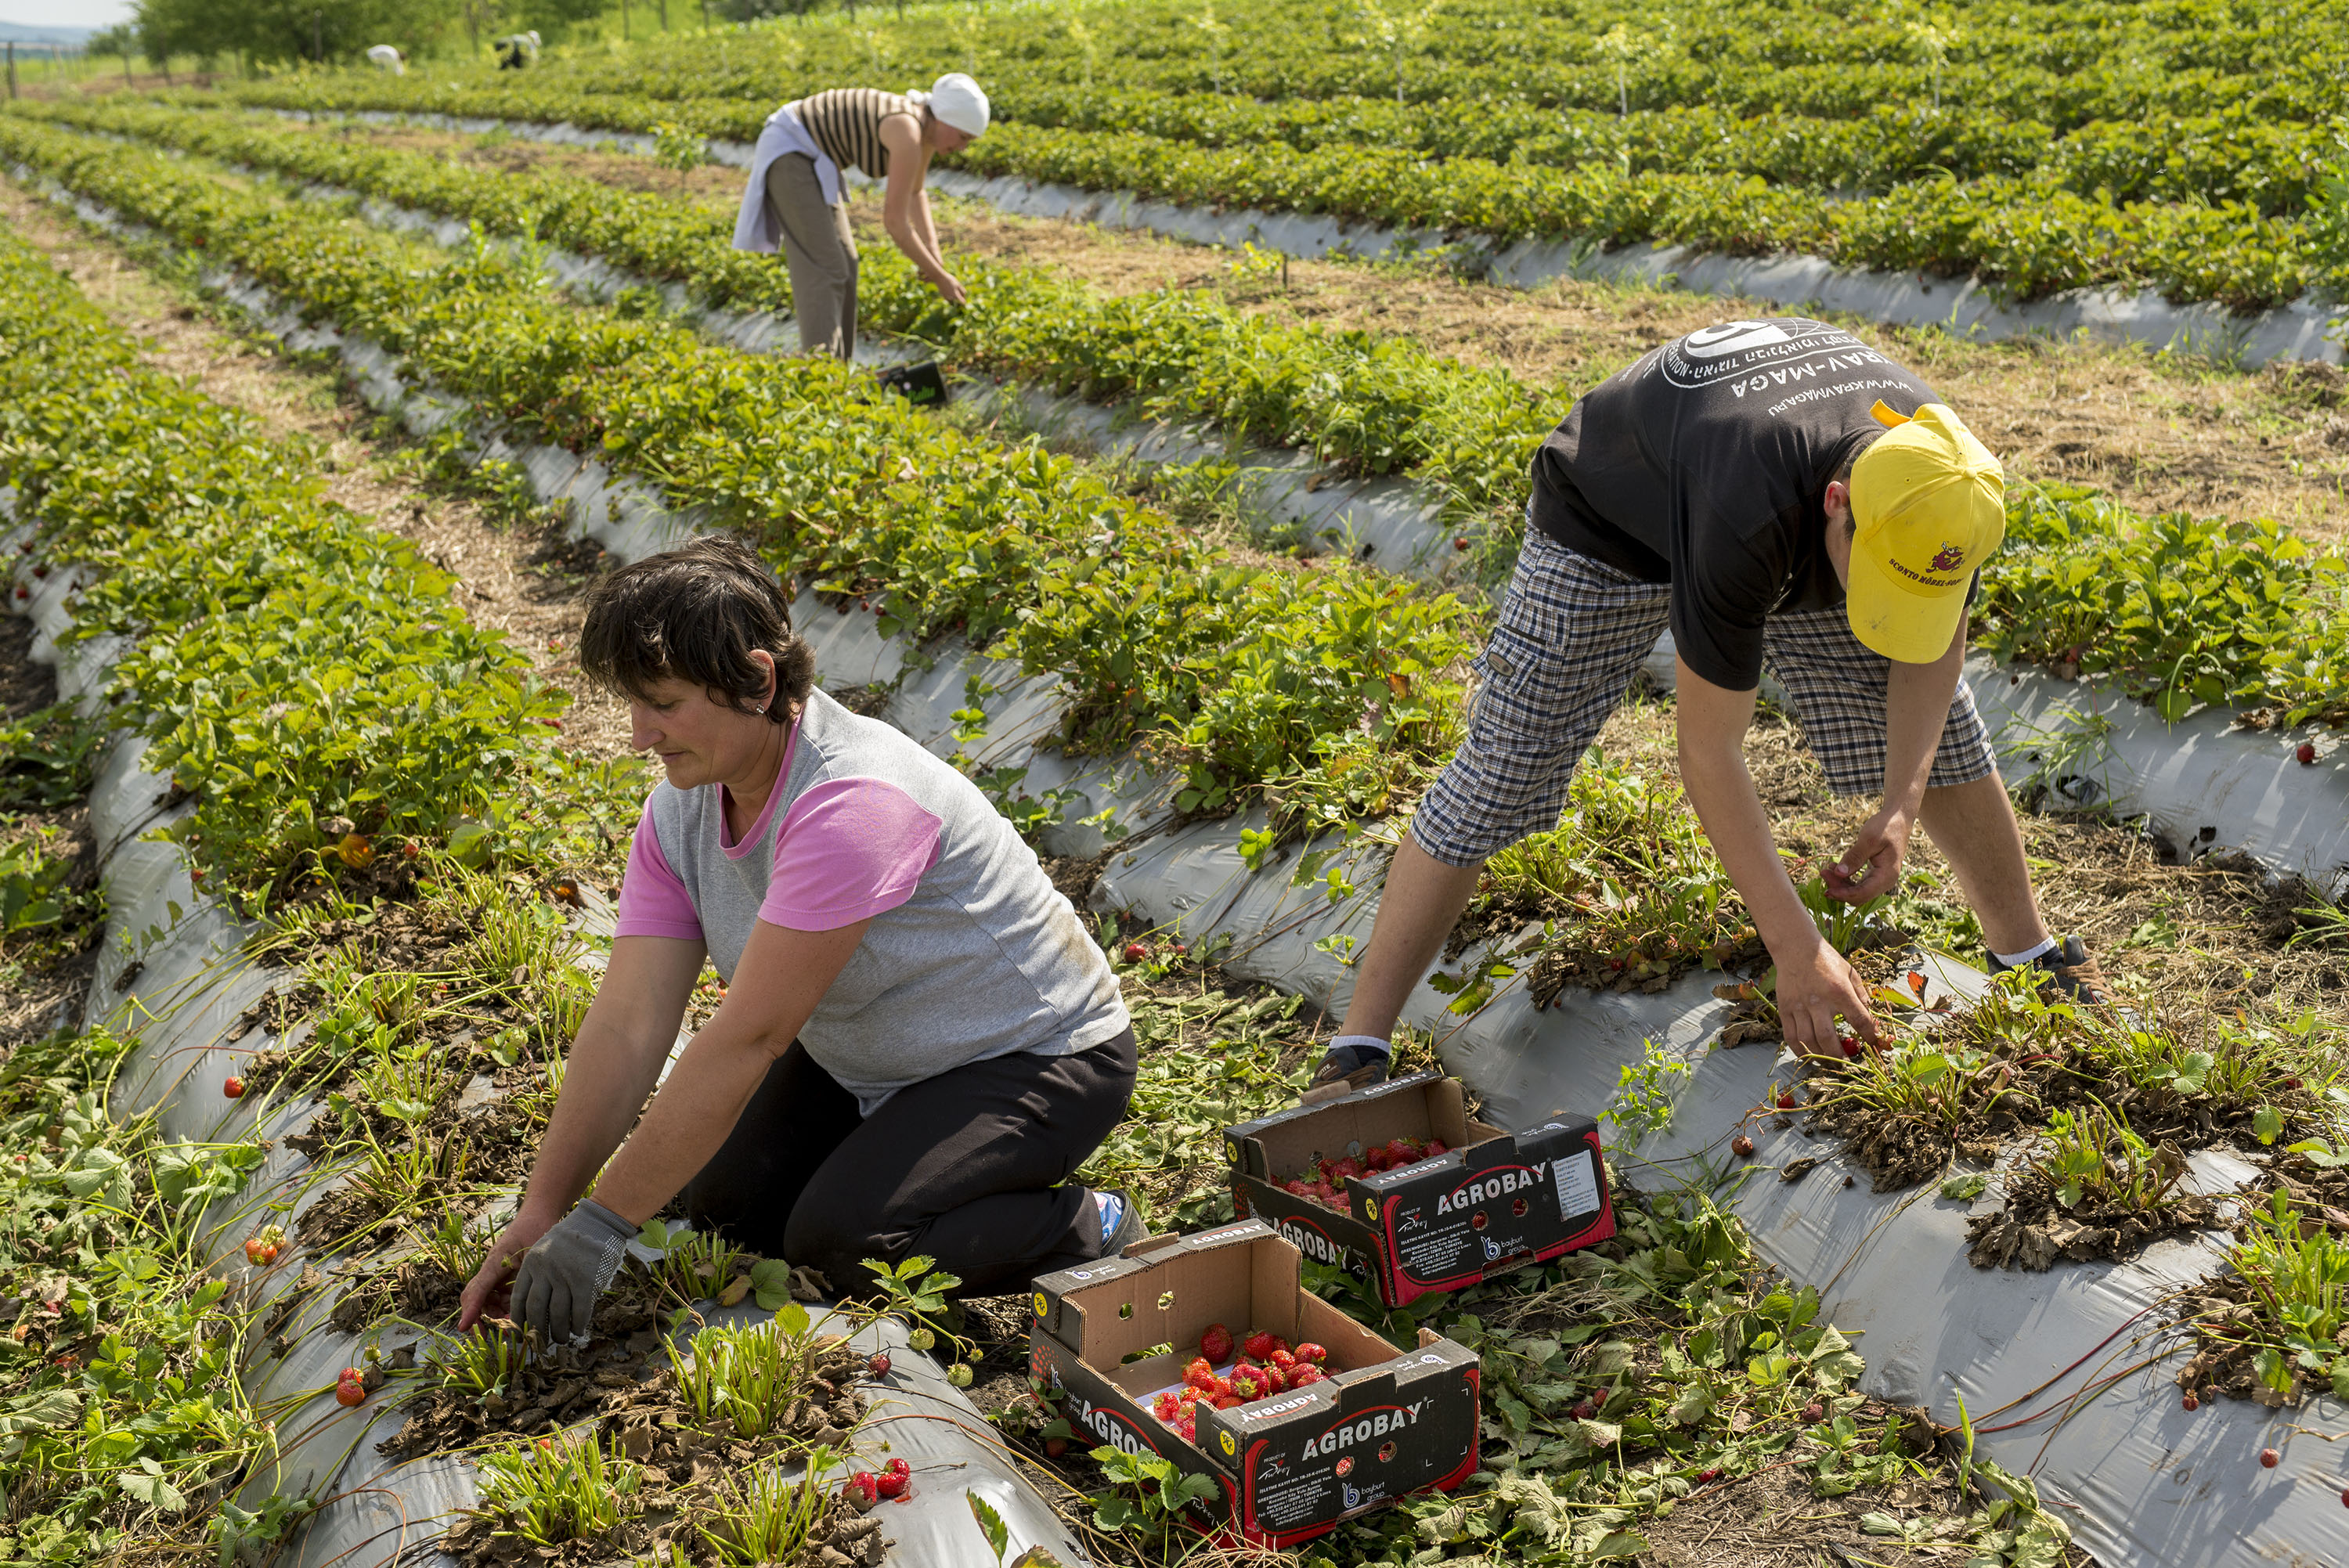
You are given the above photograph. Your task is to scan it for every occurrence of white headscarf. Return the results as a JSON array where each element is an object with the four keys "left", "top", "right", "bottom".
[{"left": 907, "top": 72, "right": 990, "bottom": 137}]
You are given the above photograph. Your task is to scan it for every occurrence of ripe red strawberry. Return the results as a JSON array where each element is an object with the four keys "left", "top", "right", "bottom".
[
  {"left": 1211, "top": 1393, "right": 1242, "bottom": 1409},
  {"left": 2182, "top": 1393, "right": 2199, "bottom": 1411},
  {"left": 2260, "top": 1447, "right": 2280, "bottom": 1468},
  {"left": 1453, "top": 536, "right": 1470, "bottom": 550},
  {"left": 1777, "top": 1091, "right": 1797, "bottom": 1110},
  {"left": 1183, "top": 1357, "right": 1218, "bottom": 1393},
  {"left": 867, "top": 1353, "right": 891, "bottom": 1377},
  {"left": 1176, "top": 1416, "right": 1196, "bottom": 1442},
  {"left": 1153, "top": 1391, "right": 1182, "bottom": 1422},
  {"left": 875, "top": 1459, "right": 910, "bottom": 1499},
  {"left": 1696, "top": 1466, "right": 1722, "bottom": 1484},
  {"left": 1283, "top": 1178, "right": 1312, "bottom": 1196},
  {"left": 336, "top": 1380, "right": 366, "bottom": 1408},
  {"left": 1293, "top": 1343, "right": 1326, "bottom": 1366},
  {"left": 1384, "top": 1137, "right": 1422, "bottom": 1166},
  {"left": 1230, "top": 1366, "right": 1270, "bottom": 1400},
  {"left": 223, "top": 1076, "right": 246, "bottom": 1099},
  {"left": 1839, "top": 1036, "right": 1860, "bottom": 1058},
  {"left": 1199, "top": 1323, "right": 1235, "bottom": 1364},
  {"left": 2297, "top": 741, "right": 2317, "bottom": 765},
  {"left": 1426, "top": 1139, "right": 1449, "bottom": 1156},
  {"left": 1258, "top": 1362, "right": 1287, "bottom": 1393},
  {"left": 1330, "top": 1156, "right": 1363, "bottom": 1181},
  {"left": 1122, "top": 942, "right": 1147, "bottom": 962},
  {"left": 1289, "top": 1365, "right": 1326, "bottom": 1386},
  {"left": 1570, "top": 1399, "right": 1594, "bottom": 1420},
  {"left": 1044, "top": 1436, "right": 1067, "bottom": 1458},
  {"left": 841, "top": 1472, "right": 879, "bottom": 1505},
  {"left": 1269, "top": 1349, "right": 1297, "bottom": 1374},
  {"left": 1242, "top": 1330, "right": 1279, "bottom": 1362}
]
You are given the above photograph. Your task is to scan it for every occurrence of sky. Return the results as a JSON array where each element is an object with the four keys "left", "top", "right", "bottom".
[{"left": 0, "top": 0, "right": 130, "bottom": 31}]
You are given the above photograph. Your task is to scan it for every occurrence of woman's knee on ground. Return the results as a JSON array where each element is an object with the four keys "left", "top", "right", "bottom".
[{"left": 782, "top": 1195, "right": 900, "bottom": 1297}]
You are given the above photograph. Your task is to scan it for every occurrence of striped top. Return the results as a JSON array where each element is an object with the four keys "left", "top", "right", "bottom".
[{"left": 789, "top": 88, "right": 918, "bottom": 181}]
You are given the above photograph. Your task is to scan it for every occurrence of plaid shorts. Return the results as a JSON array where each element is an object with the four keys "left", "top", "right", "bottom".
[{"left": 1412, "top": 531, "right": 1998, "bottom": 868}]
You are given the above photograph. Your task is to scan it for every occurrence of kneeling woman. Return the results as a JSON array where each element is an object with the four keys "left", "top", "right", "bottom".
[{"left": 460, "top": 539, "right": 1139, "bottom": 1340}]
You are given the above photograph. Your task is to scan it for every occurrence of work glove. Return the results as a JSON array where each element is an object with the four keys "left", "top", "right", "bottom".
[
  {"left": 512, "top": 1198, "right": 635, "bottom": 1344},
  {"left": 1301, "top": 1036, "right": 1391, "bottom": 1105}
]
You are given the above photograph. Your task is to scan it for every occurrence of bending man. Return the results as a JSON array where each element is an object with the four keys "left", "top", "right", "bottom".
[{"left": 1312, "top": 318, "right": 2109, "bottom": 1100}]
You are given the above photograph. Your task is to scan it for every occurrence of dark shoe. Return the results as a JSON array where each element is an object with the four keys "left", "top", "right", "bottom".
[
  {"left": 1989, "top": 935, "right": 2112, "bottom": 1006},
  {"left": 1301, "top": 1042, "right": 1391, "bottom": 1105},
  {"left": 1093, "top": 1188, "right": 1148, "bottom": 1258}
]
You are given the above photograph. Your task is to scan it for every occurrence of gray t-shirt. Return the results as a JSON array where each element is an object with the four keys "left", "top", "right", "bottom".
[{"left": 615, "top": 688, "right": 1129, "bottom": 1113}]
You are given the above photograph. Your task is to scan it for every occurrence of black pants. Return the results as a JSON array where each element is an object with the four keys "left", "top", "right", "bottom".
[{"left": 684, "top": 1029, "right": 1138, "bottom": 1296}]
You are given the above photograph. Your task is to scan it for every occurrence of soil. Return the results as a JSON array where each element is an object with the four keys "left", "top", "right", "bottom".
[
  {"left": 1593, "top": 699, "right": 2349, "bottom": 1029},
  {"left": 344, "top": 124, "right": 2349, "bottom": 545},
  {"left": 1641, "top": 1451, "right": 2095, "bottom": 1567},
  {"left": 1964, "top": 1168, "right": 2228, "bottom": 1273},
  {"left": 0, "top": 615, "right": 101, "bottom": 1061},
  {"left": 400, "top": 1314, "right": 883, "bottom": 1567}
]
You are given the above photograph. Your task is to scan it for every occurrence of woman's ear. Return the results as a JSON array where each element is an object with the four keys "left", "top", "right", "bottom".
[{"left": 748, "top": 648, "right": 778, "bottom": 713}]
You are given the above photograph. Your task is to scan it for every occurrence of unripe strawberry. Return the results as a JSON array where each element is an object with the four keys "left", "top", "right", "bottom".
[{"left": 947, "top": 1362, "right": 972, "bottom": 1388}]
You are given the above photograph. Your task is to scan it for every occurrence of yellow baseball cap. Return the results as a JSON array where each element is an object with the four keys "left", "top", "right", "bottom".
[{"left": 1845, "top": 401, "right": 2005, "bottom": 665}]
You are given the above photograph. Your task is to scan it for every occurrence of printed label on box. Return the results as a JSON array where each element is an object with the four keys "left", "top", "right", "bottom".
[{"left": 1554, "top": 1148, "right": 1602, "bottom": 1221}]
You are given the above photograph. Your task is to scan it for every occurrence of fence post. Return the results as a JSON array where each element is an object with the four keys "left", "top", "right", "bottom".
[{"left": 6, "top": 43, "right": 16, "bottom": 102}]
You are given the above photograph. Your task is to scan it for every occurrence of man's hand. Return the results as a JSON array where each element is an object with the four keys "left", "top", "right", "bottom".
[
  {"left": 1773, "top": 936, "right": 1883, "bottom": 1058},
  {"left": 1828, "top": 805, "right": 1912, "bottom": 904},
  {"left": 457, "top": 1208, "right": 554, "bottom": 1331},
  {"left": 931, "top": 270, "right": 967, "bottom": 306}
]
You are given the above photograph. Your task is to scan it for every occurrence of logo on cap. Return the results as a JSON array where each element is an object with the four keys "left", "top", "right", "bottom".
[{"left": 1928, "top": 542, "right": 1967, "bottom": 573}]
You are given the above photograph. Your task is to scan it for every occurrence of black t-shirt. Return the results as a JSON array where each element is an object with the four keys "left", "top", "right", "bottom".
[{"left": 1528, "top": 319, "right": 1942, "bottom": 691}]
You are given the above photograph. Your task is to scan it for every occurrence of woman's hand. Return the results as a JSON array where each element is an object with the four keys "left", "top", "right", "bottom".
[
  {"left": 930, "top": 269, "right": 967, "bottom": 306},
  {"left": 457, "top": 1207, "right": 555, "bottom": 1330}
]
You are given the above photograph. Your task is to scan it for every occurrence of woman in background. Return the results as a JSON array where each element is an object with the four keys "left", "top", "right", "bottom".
[{"left": 731, "top": 71, "right": 988, "bottom": 359}]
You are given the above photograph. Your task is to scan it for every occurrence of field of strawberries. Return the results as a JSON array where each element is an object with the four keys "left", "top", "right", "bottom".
[{"left": 0, "top": 2, "right": 2346, "bottom": 1565}]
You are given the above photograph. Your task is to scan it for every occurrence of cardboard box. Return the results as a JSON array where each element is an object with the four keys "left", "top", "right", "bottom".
[
  {"left": 1224, "top": 1071, "right": 1615, "bottom": 1307},
  {"left": 1027, "top": 1220, "right": 1480, "bottom": 1548}
]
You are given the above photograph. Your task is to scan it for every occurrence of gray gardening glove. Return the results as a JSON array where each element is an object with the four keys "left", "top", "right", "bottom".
[{"left": 513, "top": 1199, "right": 635, "bottom": 1344}]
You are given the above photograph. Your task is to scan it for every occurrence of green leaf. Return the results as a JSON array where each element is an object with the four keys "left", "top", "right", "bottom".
[
  {"left": 968, "top": 1491, "right": 1010, "bottom": 1564},
  {"left": 1940, "top": 1171, "right": 1989, "bottom": 1201},
  {"left": 2253, "top": 1104, "right": 2286, "bottom": 1145}
]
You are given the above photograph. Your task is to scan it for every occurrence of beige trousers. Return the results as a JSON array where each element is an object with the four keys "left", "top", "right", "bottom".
[{"left": 763, "top": 153, "right": 859, "bottom": 361}]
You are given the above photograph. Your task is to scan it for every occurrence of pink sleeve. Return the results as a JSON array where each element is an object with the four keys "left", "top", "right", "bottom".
[
  {"left": 612, "top": 800, "right": 705, "bottom": 940},
  {"left": 760, "top": 778, "right": 944, "bottom": 931}
]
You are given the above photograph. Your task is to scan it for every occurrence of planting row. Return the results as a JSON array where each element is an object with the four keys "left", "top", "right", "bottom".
[
  {"left": 17, "top": 97, "right": 1563, "bottom": 525},
  {"left": 195, "top": 76, "right": 2349, "bottom": 313},
  {"left": 35, "top": 102, "right": 2349, "bottom": 733},
  {"left": 0, "top": 207, "right": 609, "bottom": 1560},
  {"left": 0, "top": 114, "right": 1474, "bottom": 840},
  {"left": 361, "top": 0, "right": 2346, "bottom": 135}
]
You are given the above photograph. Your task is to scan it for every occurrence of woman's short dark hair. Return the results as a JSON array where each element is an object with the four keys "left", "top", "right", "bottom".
[{"left": 579, "top": 536, "right": 814, "bottom": 723}]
